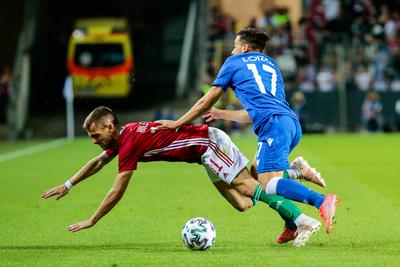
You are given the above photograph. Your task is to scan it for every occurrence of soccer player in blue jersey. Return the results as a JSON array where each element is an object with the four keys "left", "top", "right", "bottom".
[{"left": 157, "top": 27, "right": 340, "bottom": 241}]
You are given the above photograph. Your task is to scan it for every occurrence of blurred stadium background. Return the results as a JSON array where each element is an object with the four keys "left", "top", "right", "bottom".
[{"left": 1, "top": 0, "right": 400, "bottom": 139}]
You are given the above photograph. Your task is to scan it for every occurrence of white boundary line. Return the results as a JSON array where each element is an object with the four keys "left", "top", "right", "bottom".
[{"left": 0, "top": 138, "right": 69, "bottom": 163}]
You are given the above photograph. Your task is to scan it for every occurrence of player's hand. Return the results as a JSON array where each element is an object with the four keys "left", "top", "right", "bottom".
[
  {"left": 67, "top": 218, "right": 95, "bottom": 233},
  {"left": 155, "top": 120, "right": 178, "bottom": 129},
  {"left": 202, "top": 107, "right": 222, "bottom": 123},
  {"left": 42, "top": 184, "right": 69, "bottom": 200}
]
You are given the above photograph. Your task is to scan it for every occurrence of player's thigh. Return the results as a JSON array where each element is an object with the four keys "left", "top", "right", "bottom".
[
  {"left": 230, "top": 167, "right": 260, "bottom": 196},
  {"left": 212, "top": 181, "right": 253, "bottom": 212}
]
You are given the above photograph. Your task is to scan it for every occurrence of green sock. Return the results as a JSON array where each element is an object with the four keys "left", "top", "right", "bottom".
[
  {"left": 283, "top": 170, "right": 290, "bottom": 178},
  {"left": 253, "top": 184, "right": 302, "bottom": 222}
]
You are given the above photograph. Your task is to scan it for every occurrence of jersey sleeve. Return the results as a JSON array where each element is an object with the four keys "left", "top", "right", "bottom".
[
  {"left": 118, "top": 143, "right": 143, "bottom": 173},
  {"left": 212, "top": 58, "right": 234, "bottom": 91},
  {"left": 118, "top": 156, "right": 139, "bottom": 173}
]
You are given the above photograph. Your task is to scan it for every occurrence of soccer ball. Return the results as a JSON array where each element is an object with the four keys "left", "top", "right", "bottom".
[{"left": 181, "top": 217, "right": 216, "bottom": 250}]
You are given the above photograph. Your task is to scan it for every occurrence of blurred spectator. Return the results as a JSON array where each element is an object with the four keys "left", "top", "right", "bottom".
[
  {"left": 372, "top": 71, "right": 389, "bottom": 92},
  {"left": 154, "top": 106, "right": 175, "bottom": 121},
  {"left": 305, "top": 0, "right": 325, "bottom": 65},
  {"left": 342, "top": 60, "right": 355, "bottom": 91},
  {"left": 290, "top": 91, "right": 309, "bottom": 131},
  {"left": 363, "top": 34, "right": 379, "bottom": 63},
  {"left": 276, "top": 49, "right": 296, "bottom": 81},
  {"left": 370, "top": 41, "right": 391, "bottom": 92},
  {"left": 316, "top": 64, "right": 336, "bottom": 92},
  {"left": 297, "top": 64, "right": 316, "bottom": 92},
  {"left": 322, "top": 0, "right": 341, "bottom": 32},
  {"left": 354, "top": 64, "right": 372, "bottom": 91},
  {"left": 257, "top": 9, "right": 274, "bottom": 32},
  {"left": 211, "top": 6, "right": 231, "bottom": 40},
  {"left": 0, "top": 65, "right": 12, "bottom": 138},
  {"left": 350, "top": 16, "right": 368, "bottom": 44},
  {"left": 272, "top": 7, "right": 291, "bottom": 30},
  {"left": 293, "top": 18, "right": 309, "bottom": 67},
  {"left": 384, "top": 12, "right": 398, "bottom": 39},
  {"left": 395, "top": 99, "right": 400, "bottom": 131},
  {"left": 390, "top": 75, "right": 400, "bottom": 92},
  {"left": 362, "top": 92, "right": 383, "bottom": 132}
]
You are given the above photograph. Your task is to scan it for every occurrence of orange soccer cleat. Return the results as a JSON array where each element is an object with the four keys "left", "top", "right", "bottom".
[{"left": 319, "top": 193, "right": 340, "bottom": 233}]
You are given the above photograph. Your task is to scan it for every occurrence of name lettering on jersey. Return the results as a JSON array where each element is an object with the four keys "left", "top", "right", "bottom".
[
  {"left": 137, "top": 122, "right": 149, "bottom": 133},
  {"left": 242, "top": 55, "right": 274, "bottom": 66}
]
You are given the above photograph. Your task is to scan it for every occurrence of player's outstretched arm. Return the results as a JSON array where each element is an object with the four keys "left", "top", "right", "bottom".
[
  {"left": 203, "top": 108, "right": 252, "bottom": 123},
  {"left": 156, "top": 86, "right": 224, "bottom": 129},
  {"left": 41, "top": 152, "right": 115, "bottom": 201},
  {"left": 67, "top": 170, "right": 133, "bottom": 232}
]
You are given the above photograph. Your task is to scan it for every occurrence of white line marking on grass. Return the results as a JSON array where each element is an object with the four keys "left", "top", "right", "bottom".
[{"left": 0, "top": 138, "right": 69, "bottom": 162}]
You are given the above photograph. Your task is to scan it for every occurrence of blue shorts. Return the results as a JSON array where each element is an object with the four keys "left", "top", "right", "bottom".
[{"left": 255, "top": 115, "right": 302, "bottom": 173}]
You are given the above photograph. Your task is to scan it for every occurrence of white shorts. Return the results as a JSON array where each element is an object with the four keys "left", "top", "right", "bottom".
[{"left": 201, "top": 127, "right": 249, "bottom": 184}]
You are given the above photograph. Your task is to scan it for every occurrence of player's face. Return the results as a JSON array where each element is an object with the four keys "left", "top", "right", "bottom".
[
  {"left": 231, "top": 36, "right": 243, "bottom": 55},
  {"left": 231, "top": 36, "right": 249, "bottom": 55},
  {"left": 87, "top": 122, "right": 116, "bottom": 150}
]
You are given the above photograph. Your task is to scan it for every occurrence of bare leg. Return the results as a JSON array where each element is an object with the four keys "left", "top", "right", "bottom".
[
  {"left": 250, "top": 157, "right": 283, "bottom": 190},
  {"left": 212, "top": 180, "right": 253, "bottom": 212}
]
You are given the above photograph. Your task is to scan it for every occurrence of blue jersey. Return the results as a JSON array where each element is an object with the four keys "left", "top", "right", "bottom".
[{"left": 212, "top": 52, "right": 297, "bottom": 135}]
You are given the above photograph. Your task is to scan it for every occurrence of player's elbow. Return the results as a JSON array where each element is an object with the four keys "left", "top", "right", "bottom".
[{"left": 196, "top": 98, "right": 213, "bottom": 113}]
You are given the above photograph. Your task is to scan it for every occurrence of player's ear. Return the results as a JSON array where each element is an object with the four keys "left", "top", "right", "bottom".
[{"left": 242, "top": 43, "right": 250, "bottom": 53}]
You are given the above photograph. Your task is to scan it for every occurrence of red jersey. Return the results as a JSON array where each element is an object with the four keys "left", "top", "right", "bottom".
[{"left": 105, "top": 122, "right": 209, "bottom": 173}]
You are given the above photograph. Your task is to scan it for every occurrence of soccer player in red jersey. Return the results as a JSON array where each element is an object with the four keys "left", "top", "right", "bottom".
[{"left": 42, "top": 106, "right": 320, "bottom": 247}]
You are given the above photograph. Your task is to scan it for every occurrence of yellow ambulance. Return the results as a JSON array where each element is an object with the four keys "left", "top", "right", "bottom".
[{"left": 67, "top": 18, "right": 133, "bottom": 98}]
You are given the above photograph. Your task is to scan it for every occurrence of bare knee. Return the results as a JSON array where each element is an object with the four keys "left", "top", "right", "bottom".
[
  {"left": 233, "top": 198, "right": 253, "bottom": 212},
  {"left": 258, "top": 172, "right": 282, "bottom": 189}
]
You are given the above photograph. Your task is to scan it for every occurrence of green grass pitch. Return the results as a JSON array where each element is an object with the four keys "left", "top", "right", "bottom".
[{"left": 0, "top": 134, "right": 399, "bottom": 266}]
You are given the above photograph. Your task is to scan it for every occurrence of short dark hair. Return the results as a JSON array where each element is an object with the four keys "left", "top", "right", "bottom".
[
  {"left": 83, "top": 106, "right": 119, "bottom": 130},
  {"left": 236, "top": 28, "right": 270, "bottom": 51}
]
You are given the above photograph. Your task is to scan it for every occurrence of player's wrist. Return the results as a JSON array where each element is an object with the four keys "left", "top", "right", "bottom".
[
  {"left": 175, "top": 120, "right": 183, "bottom": 128},
  {"left": 90, "top": 215, "right": 99, "bottom": 224},
  {"left": 64, "top": 180, "right": 73, "bottom": 190}
]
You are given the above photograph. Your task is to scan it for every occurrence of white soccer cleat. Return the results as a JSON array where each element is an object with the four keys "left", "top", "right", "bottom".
[
  {"left": 293, "top": 217, "right": 321, "bottom": 247},
  {"left": 291, "top": 157, "right": 326, "bottom": 187}
]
